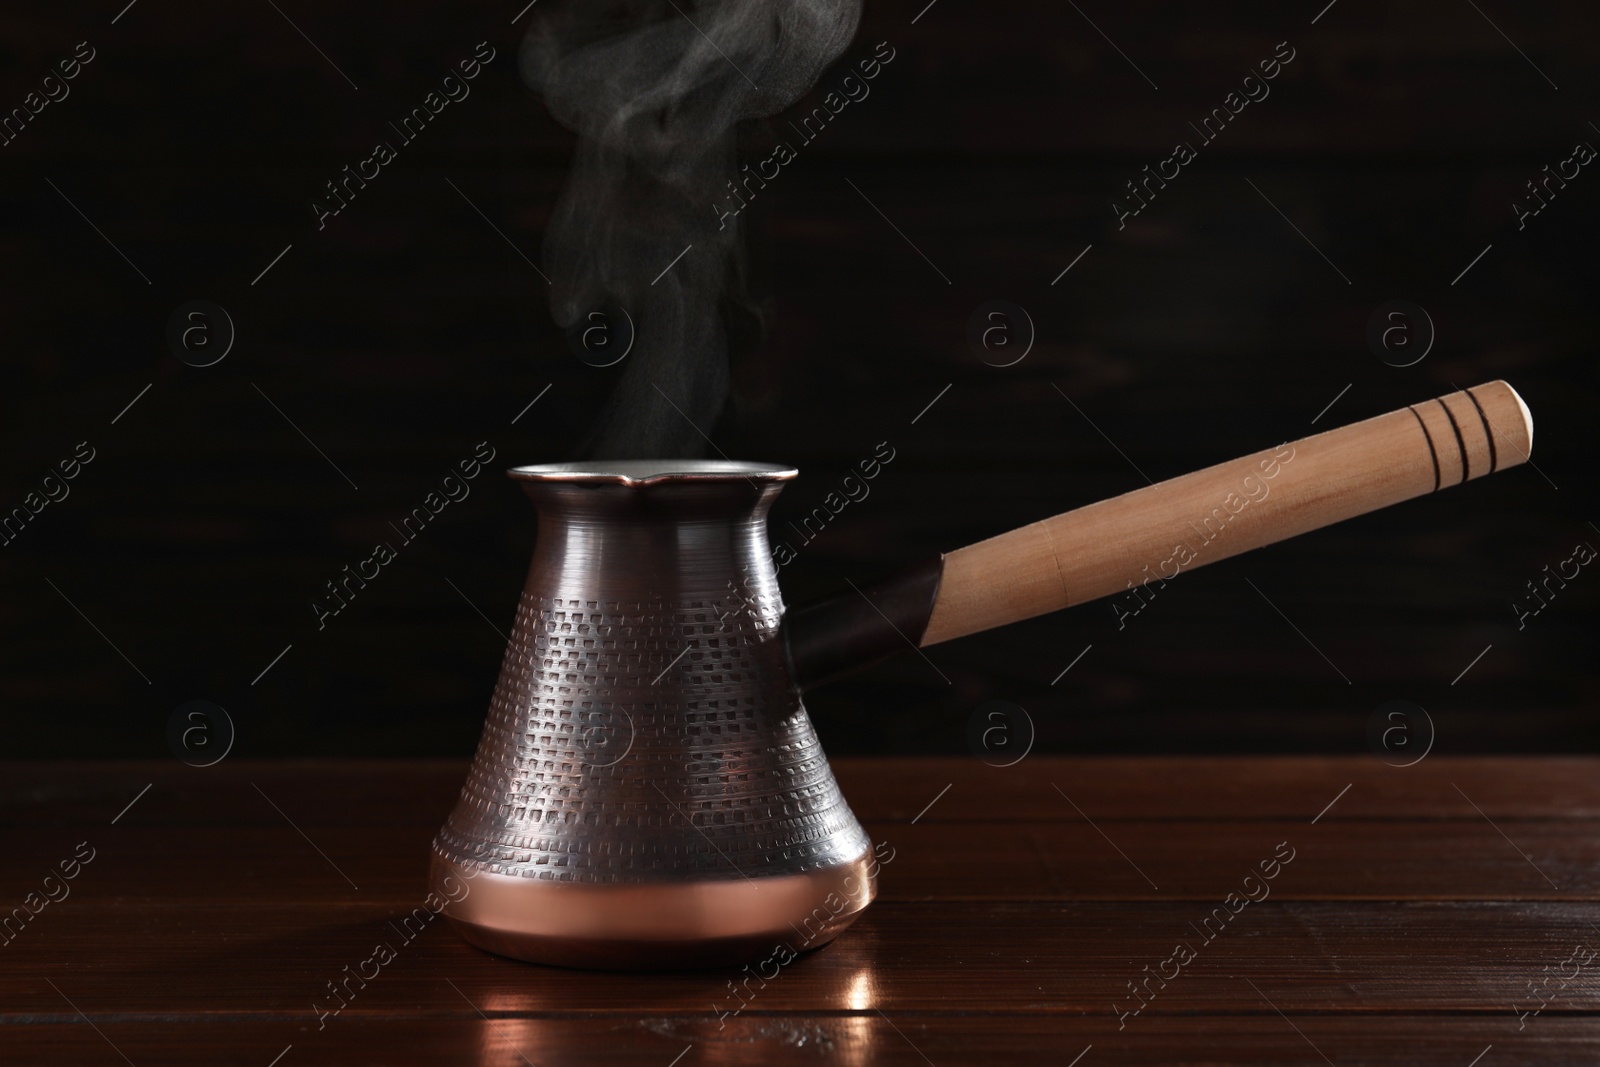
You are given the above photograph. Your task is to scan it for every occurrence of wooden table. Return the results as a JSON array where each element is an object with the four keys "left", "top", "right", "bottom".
[{"left": 3, "top": 757, "right": 1598, "bottom": 1065}]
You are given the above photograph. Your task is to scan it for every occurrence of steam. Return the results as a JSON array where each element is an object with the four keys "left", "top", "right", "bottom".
[{"left": 522, "top": 0, "right": 862, "bottom": 458}]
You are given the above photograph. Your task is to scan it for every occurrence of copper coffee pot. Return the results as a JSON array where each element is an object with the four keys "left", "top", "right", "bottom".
[{"left": 430, "top": 381, "right": 1533, "bottom": 969}]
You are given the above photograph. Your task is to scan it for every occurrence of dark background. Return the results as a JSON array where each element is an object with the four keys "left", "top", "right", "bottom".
[{"left": 1, "top": 0, "right": 1595, "bottom": 760}]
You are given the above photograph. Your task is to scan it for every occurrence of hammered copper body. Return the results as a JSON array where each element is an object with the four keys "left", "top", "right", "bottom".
[{"left": 429, "top": 461, "right": 875, "bottom": 969}]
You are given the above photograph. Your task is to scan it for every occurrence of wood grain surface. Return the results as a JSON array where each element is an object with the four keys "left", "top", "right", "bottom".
[{"left": 2, "top": 757, "right": 1597, "bottom": 1065}]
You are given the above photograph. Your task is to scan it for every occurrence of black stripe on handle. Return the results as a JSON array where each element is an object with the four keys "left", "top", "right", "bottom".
[
  {"left": 1435, "top": 398, "right": 1469, "bottom": 484},
  {"left": 1408, "top": 405, "right": 1441, "bottom": 492},
  {"left": 1462, "top": 387, "right": 1499, "bottom": 474}
]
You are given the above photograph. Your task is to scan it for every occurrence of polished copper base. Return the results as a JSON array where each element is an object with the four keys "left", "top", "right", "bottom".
[{"left": 430, "top": 849, "right": 876, "bottom": 971}]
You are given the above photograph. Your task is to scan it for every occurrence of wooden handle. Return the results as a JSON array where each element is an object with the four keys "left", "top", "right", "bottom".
[{"left": 920, "top": 380, "right": 1533, "bottom": 647}]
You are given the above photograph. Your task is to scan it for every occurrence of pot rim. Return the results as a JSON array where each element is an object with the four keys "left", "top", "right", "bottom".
[{"left": 507, "top": 460, "right": 798, "bottom": 487}]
